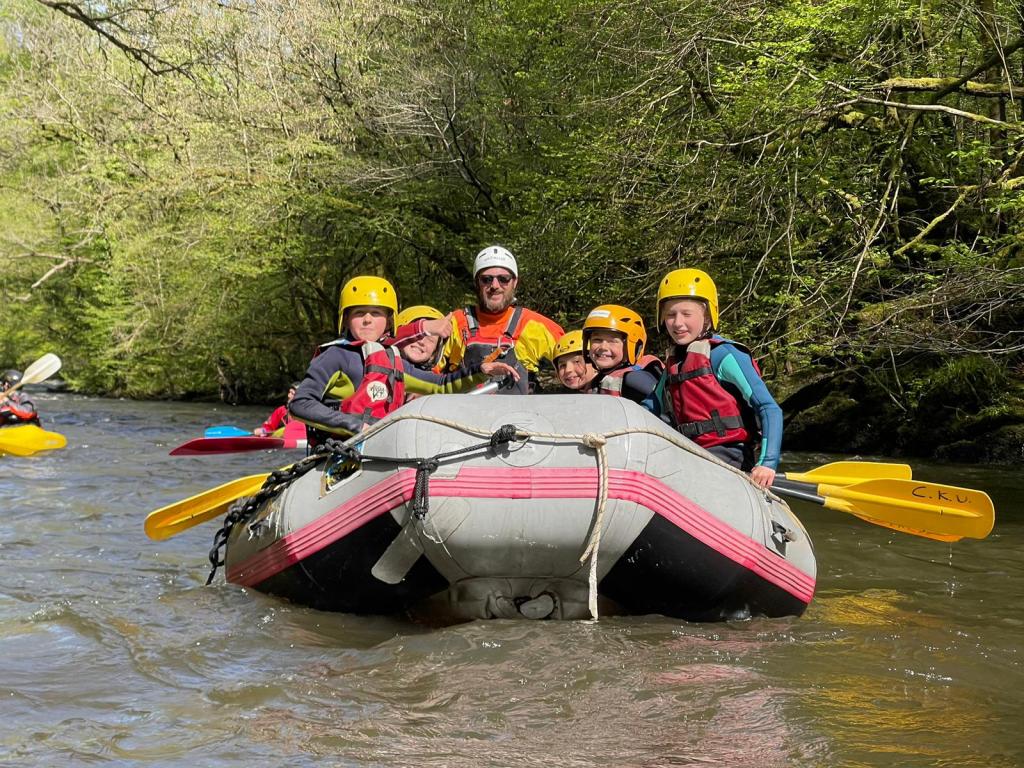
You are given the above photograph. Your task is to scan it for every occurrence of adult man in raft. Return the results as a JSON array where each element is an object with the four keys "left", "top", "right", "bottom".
[{"left": 408, "top": 246, "right": 563, "bottom": 394}]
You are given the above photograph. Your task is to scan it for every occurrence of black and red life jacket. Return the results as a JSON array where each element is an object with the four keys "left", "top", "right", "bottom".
[
  {"left": 447, "top": 306, "right": 530, "bottom": 394},
  {"left": 665, "top": 338, "right": 759, "bottom": 449},
  {"left": 340, "top": 343, "right": 406, "bottom": 425},
  {"left": 590, "top": 355, "right": 664, "bottom": 397}
]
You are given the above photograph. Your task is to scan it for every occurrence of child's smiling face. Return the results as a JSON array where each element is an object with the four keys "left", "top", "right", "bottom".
[{"left": 661, "top": 298, "right": 709, "bottom": 345}]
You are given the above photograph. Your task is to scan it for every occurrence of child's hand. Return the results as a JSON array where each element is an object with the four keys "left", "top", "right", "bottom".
[
  {"left": 750, "top": 465, "right": 776, "bottom": 489},
  {"left": 253, "top": 428, "right": 268, "bottom": 437},
  {"left": 481, "top": 361, "right": 520, "bottom": 382},
  {"left": 423, "top": 313, "right": 454, "bottom": 339}
]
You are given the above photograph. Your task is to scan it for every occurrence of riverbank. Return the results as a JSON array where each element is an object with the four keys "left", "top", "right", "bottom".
[{"left": 780, "top": 353, "right": 1024, "bottom": 466}]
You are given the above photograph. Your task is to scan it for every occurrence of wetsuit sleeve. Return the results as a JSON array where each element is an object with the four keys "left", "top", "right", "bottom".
[
  {"left": 402, "top": 363, "right": 489, "bottom": 396},
  {"left": 713, "top": 345, "right": 783, "bottom": 470},
  {"left": 289, "top": 347, "right": 364, "bottom": 436},
  {"left": 391, "top": 319, "right": 429, "bottom": 349},
  {"left": 514, "top": 313, "right": 565, "bottom": 372},
  {"left": 622, "top": 369, "right": 661, "bottom": 416}
]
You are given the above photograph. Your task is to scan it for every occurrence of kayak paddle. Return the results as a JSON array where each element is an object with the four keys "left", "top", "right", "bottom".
[
  {"left": 144, "top": 472, "right": 276, "bottom": 540},
  {"left": 778, "top": 460, "right": 912, "bottom": 487},
  {"left": 771, "top": 476, "right": 994, "bottom": 541},
  {"left": 2, "top": 352, "right": 63, "bottom": 397}
]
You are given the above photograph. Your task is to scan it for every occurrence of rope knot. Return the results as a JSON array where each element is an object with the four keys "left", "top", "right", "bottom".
[
  {"left": 490, "top": 424, "right": 519, "bottom": 448},
  {"left": 581, "top": 433, "right": 607, "bottom": 449}
]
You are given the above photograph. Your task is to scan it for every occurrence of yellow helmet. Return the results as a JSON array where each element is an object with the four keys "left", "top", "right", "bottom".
[
  {"left": 657, "top": 268, "right": 719, "bottom": 329},
  {"left": 583, "top": 304, "right": 647, "bottom": 365},
  {"left": 395, "top": 304, "right": 444, "bottom": 329},
  {"left": 338, "top": 276, "right": 398, "bottom": 332},
  {"left": 552, "top": 329, "right": 585, "bottom": 362}
]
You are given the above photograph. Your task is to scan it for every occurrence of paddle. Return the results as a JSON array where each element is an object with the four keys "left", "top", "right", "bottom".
[
  {"left": 145, "top": 473, "right": 277, "bottom": 540},
  {"left": 770, "top": 477, "right": 994, "bottom": 542},
  {"left": 170, "top": 436, "right": 286, "bottom": 455},
  {"left": 147, "top": 375, "right": 516, "bottom": 539},
  {"left": 1, "top": 353, "right": 63, "bottom": 397},
  {"left": 0, "top": 424, "right": 68, "bottom": 457},
  {"left": 778, "top": 460, "right": 912, "bottom": 487},
  {"left": 204, "top": 425, "right": 251, "bottom": 438}
]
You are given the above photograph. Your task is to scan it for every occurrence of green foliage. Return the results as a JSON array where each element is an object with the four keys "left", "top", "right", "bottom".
[{"left": 0, "top": 0, "right": 1021, "bottom": 411}]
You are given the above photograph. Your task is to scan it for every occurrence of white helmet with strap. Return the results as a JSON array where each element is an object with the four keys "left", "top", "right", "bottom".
[{"left": 473, "top": 245, "right": 518, "bottom": 277}]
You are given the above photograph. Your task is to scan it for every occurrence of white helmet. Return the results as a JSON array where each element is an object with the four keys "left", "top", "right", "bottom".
[{"left": 473, "top": 245, "right": 518, "bottom": 277}]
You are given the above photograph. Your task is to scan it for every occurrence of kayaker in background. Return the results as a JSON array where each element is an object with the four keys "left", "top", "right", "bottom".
[
  {"left": 582, "top": 305, "right": 663, "bottom": 414},
  {"left": 290, "top": 278, "right": 518, "bottom": 443},
  {"left": 399, "top": 246, "right": 564, "bottom": 394},
  {"left": 253, "top": 383, "right": 299, "bottom": 437},
  {"left": 657, "top": 268, "right": 783, "bottom": 489},
  {"left": 552, "top": 330, "right": 598, "bottom": 392},
  {"left": 0, "top": 369, "right": 41, "bottom": 426}
]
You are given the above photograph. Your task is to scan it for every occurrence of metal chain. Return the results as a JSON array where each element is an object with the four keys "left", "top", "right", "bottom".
[
  {"left": 204, "top": 426, "right": 524, "bottom": 584},
  {"left": 205, "top": 452, "right": 328, "bottom": 584}
]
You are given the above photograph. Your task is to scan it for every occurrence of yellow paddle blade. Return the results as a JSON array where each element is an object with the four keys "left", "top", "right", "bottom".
[
  {"left": 0, "top": 425, "right": 68, "bottom": 457},
  {"left": 819, "top": 478, "right": 994, "bottom": 541},
  {"left": 144, "top": 473, "right": 270, "bottom": 541},
  {"left": 783, "top": 460, "right": 913, "bottom": 487}
]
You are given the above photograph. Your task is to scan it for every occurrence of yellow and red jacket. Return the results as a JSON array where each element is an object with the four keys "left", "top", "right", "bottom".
[{"left": 442, "top": 305, "right": 563, "bottom": 394}]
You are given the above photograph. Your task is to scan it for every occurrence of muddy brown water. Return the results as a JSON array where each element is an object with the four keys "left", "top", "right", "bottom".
[{"left": 2, "top": 393, "right": 1021, "bottom": 766}]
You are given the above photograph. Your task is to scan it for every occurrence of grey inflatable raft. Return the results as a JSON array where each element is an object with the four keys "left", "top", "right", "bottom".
[{"left": 221, "top": 394, "right": 816, "bottom": 622}]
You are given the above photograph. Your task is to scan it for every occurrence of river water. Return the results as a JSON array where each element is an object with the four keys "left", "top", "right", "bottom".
[{"left": 1, "top": 393, "right": 1022, "bottom": 767}]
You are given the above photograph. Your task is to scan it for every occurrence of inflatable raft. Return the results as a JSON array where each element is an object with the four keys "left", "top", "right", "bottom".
[{"left": 218, "top": 395, "right": 816, "bottom": 622}]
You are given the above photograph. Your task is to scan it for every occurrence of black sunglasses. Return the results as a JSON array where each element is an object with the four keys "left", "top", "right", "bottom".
[{"left": 477, "top": 274, "right": 514, "bottom": 286}]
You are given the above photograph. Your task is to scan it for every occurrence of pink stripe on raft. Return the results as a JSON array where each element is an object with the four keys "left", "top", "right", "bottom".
[{"left": 227, "top": 467, "right": 815, "bottom": 603}]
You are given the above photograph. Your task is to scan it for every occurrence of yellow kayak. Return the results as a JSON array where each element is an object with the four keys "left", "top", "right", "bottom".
[{"left": 0, "top": 424, "right": 67, "bottom": 457}]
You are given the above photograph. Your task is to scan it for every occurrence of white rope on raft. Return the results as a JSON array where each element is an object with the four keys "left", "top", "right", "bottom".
[{"left": 334, "top": 411, "right": 767, "bottom": 620}]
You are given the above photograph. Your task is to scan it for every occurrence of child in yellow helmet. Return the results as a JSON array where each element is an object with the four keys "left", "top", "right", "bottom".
[
  {"left": 582, "top": 305, "right": 664, "bottom": 414},
  {"left": 393, "top": 305, "right": 448, "bottom": 372},
  {"left": 291, "top": 278, "right": 517, "bottom": 442},
  {"left": 552, "top": 330, "right": 598, "bottom": 392},
  {"left": 657, "top": 268, "right": 782, "bottom": 488}
]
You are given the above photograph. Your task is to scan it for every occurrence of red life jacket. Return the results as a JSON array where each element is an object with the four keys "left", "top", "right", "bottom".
[
  {"left": 665, "top": 338, "right": 754, "bottom": 449},
  {"left": 0, "top": 392, "right": 39, "bottom": 426},
  {"left": 450, "top": 306, "right": 529, "bottom": 394},
  {"left": 339, "top": 344, "right": 406, "bottom": 425},
  {"left": 591, "top": 355, "right": 664, "bottom": 397}
]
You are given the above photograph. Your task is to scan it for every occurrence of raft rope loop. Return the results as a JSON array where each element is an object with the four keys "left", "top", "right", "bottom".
[
  {"left": 579, "top": 433, "right": 608, "bottom": 620},
  {"left": 352, "top": 412, "right": 762, "bottom": 621},
  {"left": 204, "top": 426, "right": 524, "bottom": 585},
  {"left": 340, "top": 423, "right": 522, "bottom": 519}
]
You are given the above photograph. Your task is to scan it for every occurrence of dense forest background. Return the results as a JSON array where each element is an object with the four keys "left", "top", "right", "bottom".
[{"left": 1, "top": 0, "right": 1022, "bottom": 462}]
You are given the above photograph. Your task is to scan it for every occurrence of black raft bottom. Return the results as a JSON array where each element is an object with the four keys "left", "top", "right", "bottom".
[
  {"left": 599, "top": 514, "right": 810, "bottom": 621},
  {"left": 246, "top": 512, "right": 448, "bottom": 615},
  {"left": 242, "top": 509, "right": 809, "bottom": 621}
]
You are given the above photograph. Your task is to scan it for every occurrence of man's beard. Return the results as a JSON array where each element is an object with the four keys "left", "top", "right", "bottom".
[{"left": 478, "top": 290, "right": 514, "bottom": 313}]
